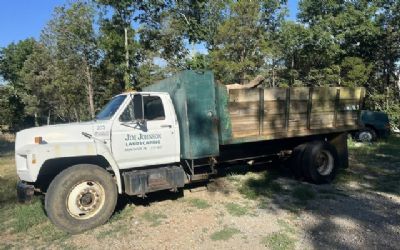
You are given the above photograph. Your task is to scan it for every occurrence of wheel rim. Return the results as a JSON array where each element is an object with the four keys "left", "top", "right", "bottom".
[
  {"left": 315, "top": 150, "right": 334, "bottom": 176},
  {"left": 359, "top": 131, "right": 372, "bottom": 142},
  {"left": 66, "top": 181, "right": 105, "bottom": 220}
]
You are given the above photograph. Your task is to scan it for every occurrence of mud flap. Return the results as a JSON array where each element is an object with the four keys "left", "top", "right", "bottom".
[{"left": 328, "top": 132, "right": 349, "bottom": 169}]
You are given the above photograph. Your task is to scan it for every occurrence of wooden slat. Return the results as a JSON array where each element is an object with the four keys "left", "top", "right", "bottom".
[
  {"left": 290, "top": 100, "right": 308, "bottom": 113},
  {"left": 263, "top": 88, "right": 286, "bottom": 101},
  {"left": 288, "top": 113, "right": 308, "bottom": 120},
  {"left": 311, "top": 99, "right": 335, "bottom": 112},
  {"left": 337, "top": 111, "right": 359, "bottom": 121},
  {"left": 336, "top": 120, "right": 357, "bottom": 127},
  {"left": 229, "top": 89, "right": 260, "bottom": 102},
  {"left": 338, "top": 99, "right": 360, "bottom": 111},
  {"left": 263, "top": 100, "right": 286, "bottom": 115},
  {"left": 290, "top": 87, "right": 310, "bottom": 100},
  {"left": 232, "top": 130, "right": 260, "bottom": 138},
  {"left": 336, "top": 87, "right": 362, "bottom": 99},
  {"left": 231, "top": 123, "right": 259, "bottom": 132},
  {"left": 312, "top": 87, "right": 337, "bottom": 100},
  {"left": 310, "top": 116, "right": 334, "bottom": 128},
  {"left": 229, "top": 101, "right": 259, "bottom": 116},
  {"left": 263, "top": 119, "right": 286, "bottom": 129},
  {"left": 230, "top": 115, "right": 259, "bottom": 123}
]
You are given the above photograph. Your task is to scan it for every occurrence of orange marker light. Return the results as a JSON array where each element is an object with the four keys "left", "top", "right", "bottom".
[
  {"left": 34, "top": 136, "right": 42, "bottom": 144},
  {"left": 32, "top": 154, "right": 36, "bottom": 164}
]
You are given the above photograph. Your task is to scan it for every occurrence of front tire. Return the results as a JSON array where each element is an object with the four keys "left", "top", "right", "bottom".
[
  {"left": 45, "top": 164, "right": 117, "bottom": 234},
  {"left": 356, "top": 127, "right": 377, "bottom": 142}
]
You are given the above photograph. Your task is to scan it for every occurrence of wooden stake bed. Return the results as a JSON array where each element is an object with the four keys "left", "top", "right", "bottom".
[{"left": 217, "top": 85, "right": 365, "bottom": 144}]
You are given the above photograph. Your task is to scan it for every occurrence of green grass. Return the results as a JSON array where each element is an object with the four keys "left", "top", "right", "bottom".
[
  {"left": 13, "top": 199, "right": 47, "bottom": 232},
  {"left": 349, "top": 136, "right": 400, "bottom": 164},
  {"left": 0, "top": 155, "right": 18, "bottom": 205},
  {"left": 261, "top": 232, "right": 295, "bottom": 250},
  {"left": 238, "top": 171, "right": 283, "bottom": 200},
  {"left": 276, "top": 219, "right": 296, "bottom": 235},
  {"left": 210, "top": 226, "right": 240, "bottom": 241},
  {"left": 141, "top": 211, "right": 167, "bottom": 227},
  {"left": 35, "top": 222, "right": 70, "bottom": 242},
  {"left": 185, "top": 198, "right": 211, "bottom": 209},
  {"left": 341, "top": 135, "right": 400, "bottom": 195},
  {"left": 224, "top": 203, "right": 248, "bottom": 217},
  {"left": 110, "top": 204, "right": 135, "bottom": 222},
  {"left": 291, "top": 185, "right": 316, "bottom": 205}
]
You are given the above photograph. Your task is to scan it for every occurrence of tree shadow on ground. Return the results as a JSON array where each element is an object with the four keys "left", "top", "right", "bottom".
[{"left": 245, "top": 136, "right": 400, "bottom": 250}]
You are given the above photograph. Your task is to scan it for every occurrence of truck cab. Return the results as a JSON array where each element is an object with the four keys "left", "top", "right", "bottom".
[{"left": 15, "top": 92, "right": 180, "bottom": 186}]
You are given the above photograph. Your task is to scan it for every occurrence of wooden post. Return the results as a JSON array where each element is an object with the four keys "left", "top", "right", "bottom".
[
  {"left": 357, "top": 88, "right": 365, "bottom": 125},
  {"left": 285, "top": 88, "right": 291, "bottom": 131},
  {"left": 333, "top": 89, "right": 340, "bottom": 128},
  {"left": 307, "top": 88, "right": 314, "bottom": 130},
  {"left": 258, "top": 88, "right": 264, "bottom": 135}
]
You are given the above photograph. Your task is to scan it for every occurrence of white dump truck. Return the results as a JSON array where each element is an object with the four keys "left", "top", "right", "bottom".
[{"left": 15, "top": 70, "right": 364, "bottom": 233}]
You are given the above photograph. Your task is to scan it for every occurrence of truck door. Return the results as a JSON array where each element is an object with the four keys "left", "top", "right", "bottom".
[{"left": 111, "top": 94, "right": 179, "bottom": 169}]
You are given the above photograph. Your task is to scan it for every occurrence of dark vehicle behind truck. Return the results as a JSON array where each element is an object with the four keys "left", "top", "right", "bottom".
[{"left": 354, "top": 110, "right": 390, "bottom": 142}]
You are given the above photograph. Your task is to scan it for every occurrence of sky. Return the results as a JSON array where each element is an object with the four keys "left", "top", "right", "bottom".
[{"left": 0, "top": 0, "right": 299, "bottom": 48}]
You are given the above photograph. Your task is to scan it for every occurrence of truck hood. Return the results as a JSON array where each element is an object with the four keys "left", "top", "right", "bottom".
[{"left": 15, "top": 121, "right": 108, "bottom": 151}]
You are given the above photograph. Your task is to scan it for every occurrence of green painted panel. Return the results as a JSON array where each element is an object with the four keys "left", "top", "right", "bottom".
[
  {"left": 143, "top": 70, "right": 219, "bottom": 159},
  {"left": 215, "top": 83, "right": 233, "bottom": 144}
]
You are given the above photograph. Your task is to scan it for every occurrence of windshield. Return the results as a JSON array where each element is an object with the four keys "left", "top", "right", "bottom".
[{"left": 95, "top": 95, "right": 126, "bottom": 120}]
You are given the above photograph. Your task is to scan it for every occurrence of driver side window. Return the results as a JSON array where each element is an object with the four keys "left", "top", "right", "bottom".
[
  {"left": 119, "top": 100, "right": 135, "bottom": 122},
  {"left": 119, "top": 95, "right": 165, "bottom": 122}
]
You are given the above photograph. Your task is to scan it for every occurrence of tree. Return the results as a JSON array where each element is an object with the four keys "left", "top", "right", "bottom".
[
  {"left": 0, "top": 38, "right": 37, "bottom": 87},
  {"left": 340, "top": 57, "right": 371, "bottom": 87},
  {"left": 96, "top": 0, "right": 138, "bottom": 89},
  {"left": 210, "top": 1, "right": 266, "bottom": 84},
  {"left": 19, "top": 44, "right": 56, "bottom": 125},
  {"left": 0, "top": 85, "right": 27, "bottom": 132},
  {"left": 42, "top": 1, "right": 100, "bottom": 119}
]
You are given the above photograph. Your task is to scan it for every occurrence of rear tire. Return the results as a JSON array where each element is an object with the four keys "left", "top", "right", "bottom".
[
  {"left": 302, "top": 141, "right": 339, "bottom": 184},
  {"left": 288, "top": 144, "right": 307, "bottom": 179},
  {"left": 45, "top": 164, "right": 117, "bottom": 234}
]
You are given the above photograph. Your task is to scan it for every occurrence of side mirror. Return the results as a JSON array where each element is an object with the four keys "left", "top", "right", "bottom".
[{"left": 133, "top": 94, "right": 144, "bottom": 121}]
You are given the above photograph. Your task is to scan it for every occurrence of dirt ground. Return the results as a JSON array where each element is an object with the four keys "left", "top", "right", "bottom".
[{"left": 0, "top": 135, "right": 399, "bottom": 250}]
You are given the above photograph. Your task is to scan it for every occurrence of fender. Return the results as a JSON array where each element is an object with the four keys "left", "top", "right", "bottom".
[
  {"left": 16, "top": 141, "right": 123, "bottom": 193},
  {"left": 95, "top": 141, "right": 122, "bottom": 193}
]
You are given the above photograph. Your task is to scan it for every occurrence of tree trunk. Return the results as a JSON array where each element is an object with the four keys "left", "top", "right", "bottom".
[
  {"left": 397, "top": 71, "right": 400, "bottom": 96},
  {"left": 73, "top": 107, "right": 79, "bottom": 122},
  {"left": 85, "top": 63, "right": 95, "bottom": 119},
  {"left": 47, "top": 110, "right": 51, "bottom": 125},
  {"left": 124, "top": 26, "right": 130, "bottom": 89},
  {"left": 291, "top": 54, "right": 295, "bottom": 85},
  {"left": 34, "top": 112, "right": 39, "bottom": 127},
  {"left": 272, "top": 60, "right": 276, "bottom": 87}
]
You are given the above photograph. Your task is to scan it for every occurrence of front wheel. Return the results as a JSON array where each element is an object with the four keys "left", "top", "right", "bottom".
[
  {"left": 45, "top": 164, "right": 117, "bottom": 234},
  {"left": 356, "top": 128, "right": 377, "bottom": 142}
]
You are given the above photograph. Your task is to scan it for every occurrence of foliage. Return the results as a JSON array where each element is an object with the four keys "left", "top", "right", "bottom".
[{"left": 0, "top": 0, "right": 399, "bottom": 129}]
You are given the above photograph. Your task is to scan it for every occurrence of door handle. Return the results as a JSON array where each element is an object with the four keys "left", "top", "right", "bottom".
[{"left": 161, "top": 124, "right": 172, "bottom": 128}]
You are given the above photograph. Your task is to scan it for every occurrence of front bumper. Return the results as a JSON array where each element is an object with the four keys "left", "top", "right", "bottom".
[{"left": 17, "top": 181, "right": 35, "bottom": 203}]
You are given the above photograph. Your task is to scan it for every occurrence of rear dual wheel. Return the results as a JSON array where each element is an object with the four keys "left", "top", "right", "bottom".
[{"left": 289, "top": 141, "right": 339, "bottom": 184}]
